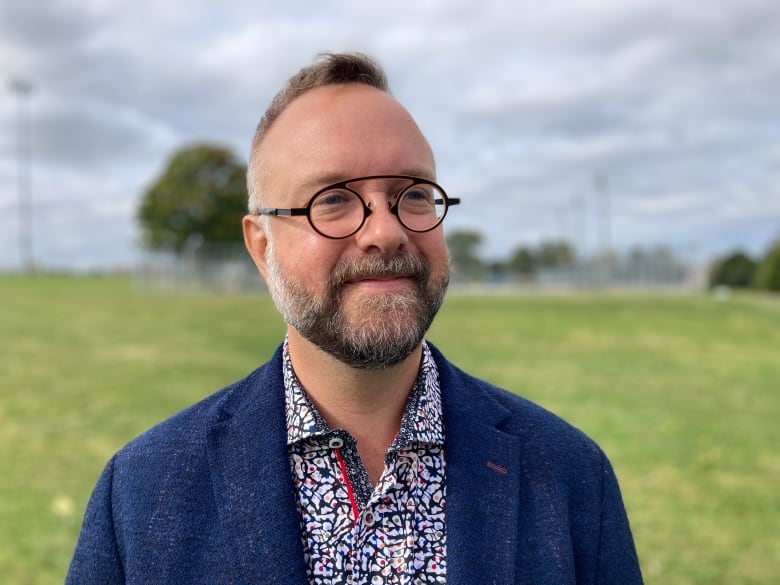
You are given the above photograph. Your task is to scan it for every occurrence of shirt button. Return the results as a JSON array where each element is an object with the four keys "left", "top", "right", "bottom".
[
  {"left": 363, "top": 510, "right": 375, "bottom": 525},
  {"left": 328, "top": 437, "right": 344, "bottom": 449}
]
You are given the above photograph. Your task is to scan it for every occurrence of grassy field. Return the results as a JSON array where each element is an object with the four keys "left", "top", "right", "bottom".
[{"left": 1, "top": 275, "right": 778, "bottom": 584}]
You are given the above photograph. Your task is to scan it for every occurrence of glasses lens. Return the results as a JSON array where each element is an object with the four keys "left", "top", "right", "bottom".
[
  {"left": 309, "top": 188, "right": 365, "bottom": 238},
  {"left": 397, "top": 182, "right": 447, "bottom": 231}
]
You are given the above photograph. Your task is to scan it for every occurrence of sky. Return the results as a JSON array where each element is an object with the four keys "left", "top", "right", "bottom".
[{"left": 1, "top": 0, "right": 778, "bottom": 271}]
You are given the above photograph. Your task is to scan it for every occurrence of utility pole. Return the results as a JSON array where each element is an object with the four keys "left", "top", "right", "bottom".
[
  {"left": 594, "top": 172, "right": 611, "bottom": 257},
  {"left": 9, "top": 77, "right": 34, "bottom": 273},
  {"left": 571, "top": 194, "right": 587, "bottom": 260}
]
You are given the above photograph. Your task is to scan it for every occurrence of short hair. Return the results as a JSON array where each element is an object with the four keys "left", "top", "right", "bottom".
[{"left": 247, "top": 52, "right": 390, "bottom": 213}]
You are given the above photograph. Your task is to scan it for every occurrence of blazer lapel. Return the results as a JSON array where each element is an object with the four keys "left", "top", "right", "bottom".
[
  {"left": 434, "top": 348, "right": 522, "bottom": 585},
  {"left": 207, "top": 349, "right": 309, "bottom": 584}
]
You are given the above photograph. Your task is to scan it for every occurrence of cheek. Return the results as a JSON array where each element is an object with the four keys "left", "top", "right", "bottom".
[
  {"left": 275, "top": 231, "right": 342, "bottom": 287},
  {"left": 416, "top": 233, "right": 450, "bottom": 271}
]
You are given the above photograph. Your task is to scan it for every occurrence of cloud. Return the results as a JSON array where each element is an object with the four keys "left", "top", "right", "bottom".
[{"left": 0, "top": 0, "right": 778, "bottom": 270}]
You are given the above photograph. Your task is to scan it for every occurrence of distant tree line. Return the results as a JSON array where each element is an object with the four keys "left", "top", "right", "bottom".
[
  {"left": 444, "top": 228, "right": 692, "bottom": 284},
  {"left": 445, "top": 229, "right": 579, "bottom": 281},
  {"left": 709, "top": 241, "right": 780, "bottom": 292}
]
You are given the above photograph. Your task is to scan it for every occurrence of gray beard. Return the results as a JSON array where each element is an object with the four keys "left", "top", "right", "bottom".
[{"left": 265, "top": 243, "right": 448, "bottom": 370}]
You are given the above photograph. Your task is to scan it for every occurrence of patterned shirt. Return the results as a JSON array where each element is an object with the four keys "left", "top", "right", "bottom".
[{"left": 283, "top": 340, "right": 447, "bottom": 584}]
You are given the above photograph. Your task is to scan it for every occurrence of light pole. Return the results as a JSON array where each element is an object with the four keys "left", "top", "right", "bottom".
[
  {"left": 9, "top": 77, "right": 34, "bottom": 273},
  {"left": 594, "top": 172, "right": 611, "bottom": 257}
]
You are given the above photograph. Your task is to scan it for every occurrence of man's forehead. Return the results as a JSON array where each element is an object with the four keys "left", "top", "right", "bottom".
[{"left": 255, "top": 84, "right": 435, "bottom": 200}]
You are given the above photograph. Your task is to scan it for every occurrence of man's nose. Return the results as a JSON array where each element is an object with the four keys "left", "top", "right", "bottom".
[{"left": 354, "top": 194, "right": 408, "bottom": 254}]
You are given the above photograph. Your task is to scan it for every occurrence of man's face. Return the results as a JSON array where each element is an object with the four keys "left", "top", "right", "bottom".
[{"left": 245, "top": 84, "right": 450, "bottom": 369}]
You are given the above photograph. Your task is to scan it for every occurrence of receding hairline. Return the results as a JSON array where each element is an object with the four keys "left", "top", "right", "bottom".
[
  {"left": 247, "top": 52, "right": 392, "bottom": 212},
  {"left": 251, "top": 52, "right": 390, "bottom": 153}
]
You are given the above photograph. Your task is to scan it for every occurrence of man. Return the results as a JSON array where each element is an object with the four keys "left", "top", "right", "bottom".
[{"left": 67, "top": 53, "right": 643, "bottom": 584}]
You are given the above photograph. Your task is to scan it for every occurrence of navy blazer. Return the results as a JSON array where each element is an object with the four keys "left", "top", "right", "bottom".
[{"left": 67, "top": 343, "right": 643, "bottom": 584}]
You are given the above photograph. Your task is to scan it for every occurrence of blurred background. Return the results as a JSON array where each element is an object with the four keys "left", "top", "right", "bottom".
[
  {"left": 1, "top": 1, "right": 779, "bottom": 584},
  {"left": 1, "top": 0, "right": 778, "bottom": 288}
]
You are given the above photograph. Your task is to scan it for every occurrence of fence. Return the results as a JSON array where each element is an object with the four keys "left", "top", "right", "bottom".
[
  {"left": 137, "top": 244, "right": 265, "bottom": 294},
  {"left": 138, "top": 245, "right": 707, "bottom": 294}
]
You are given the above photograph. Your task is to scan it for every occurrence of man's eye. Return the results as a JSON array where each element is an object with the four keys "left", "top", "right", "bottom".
[
  {"left": 315, "top": 190, "right": 353, "bottom": 206},
  {"left": 405, "top": 189, "right": 433, "bottom": 202}
]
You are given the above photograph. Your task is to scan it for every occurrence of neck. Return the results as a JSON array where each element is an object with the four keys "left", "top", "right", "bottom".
[
  {"left": 286, "top": 328, "right": 422, "bottom": 483},
  {"left": 286, "top": 328, "right": 422, "bottom": 429}
]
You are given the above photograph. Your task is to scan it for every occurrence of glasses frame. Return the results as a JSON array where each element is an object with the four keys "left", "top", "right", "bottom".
[{"left": 257, "top": 174, "right": 460, "bottom": 240}]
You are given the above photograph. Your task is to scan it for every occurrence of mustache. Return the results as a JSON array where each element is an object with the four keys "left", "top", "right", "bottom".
[{"left": 329, "top": 252, "right": 430, "bottom": 289}]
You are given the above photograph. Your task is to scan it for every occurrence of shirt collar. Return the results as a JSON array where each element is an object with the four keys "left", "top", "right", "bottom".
[{"left": 283, "top": 338, "right": 444, "bottom": 448}]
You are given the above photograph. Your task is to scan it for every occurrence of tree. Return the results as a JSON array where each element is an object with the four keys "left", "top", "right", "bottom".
[
  {"left": 508, "top": 246, "right": 537, "bottom": 275},
  {"left": 753, "top": 238, "right": 780, "bottom": 292},
  {"left": 709, "top": 251, "right": 757, "bottom": 288},
  {"left": 138, "top": 144, "right": 248, "bottom": 254},
  {"left": 536, "top": 240, "right": 576, "bottom": 268},
  {"left": 446, "top": 229, "right": 484, "bottom": 280}
]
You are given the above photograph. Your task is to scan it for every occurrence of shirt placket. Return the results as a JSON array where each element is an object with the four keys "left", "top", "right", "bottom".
[
  {"left": 316, "top": 431, "right": 373, "bottom": 584},
  {"left": 350, "top": 447, "right": 412, "bottom": 583},
  {"left": 285, "top": 339, "right": 446, "bottom": 583}
]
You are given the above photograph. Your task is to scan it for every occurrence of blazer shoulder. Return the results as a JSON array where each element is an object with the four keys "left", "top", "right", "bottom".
[{"left": 115, "top": 349, "right": 282, "bottom": 467}]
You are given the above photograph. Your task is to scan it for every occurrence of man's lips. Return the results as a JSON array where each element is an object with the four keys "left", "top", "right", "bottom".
[
  {"left": 344, "top": 275, "right": 413, "bottom": 290},
  {"left": 348, "top": 274, "right": 410, "bottom": 282}
]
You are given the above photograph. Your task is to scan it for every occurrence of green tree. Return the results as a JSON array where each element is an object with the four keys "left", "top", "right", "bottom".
[
  {"left": 138, "top": 144, "right": 248, "bottom": 254},
  {"left": 536, "top": 240, "right": 576, "bottom": 268},
  {"left": 508, "top": 246, "right": 537, "bottom": 274},
  {"left": 710, "top": 251, "right": 757, "bottom": 288},
  {"left": 446, "top": 229, "right": 484, "bottom": 280},
  {"left": 753, "top": 238, "right": 780, "bottom": 292}
]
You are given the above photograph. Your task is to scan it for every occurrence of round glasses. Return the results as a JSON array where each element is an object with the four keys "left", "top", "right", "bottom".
[{"left": 258, "top": 175, "right": 460, "bottom": 239}]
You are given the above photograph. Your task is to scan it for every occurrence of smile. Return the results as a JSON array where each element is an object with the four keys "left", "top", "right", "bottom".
[{"left": 345, "top": 276, "right": 413, "bottom": 291}]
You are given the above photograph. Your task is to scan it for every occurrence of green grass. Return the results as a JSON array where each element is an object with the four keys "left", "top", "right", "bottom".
[{"left": 1, "top": 276, "right": 778, "bottom": 584}]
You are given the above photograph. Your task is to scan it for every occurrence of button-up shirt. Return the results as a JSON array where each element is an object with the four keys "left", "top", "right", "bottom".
[{"left": 284, "top": 340, "right": 447, "bottom": 584}]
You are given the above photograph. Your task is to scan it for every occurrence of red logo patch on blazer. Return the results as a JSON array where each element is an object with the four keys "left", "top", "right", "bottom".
[{"left": 486, "top": 460, "right": 508, "bottom": 475}]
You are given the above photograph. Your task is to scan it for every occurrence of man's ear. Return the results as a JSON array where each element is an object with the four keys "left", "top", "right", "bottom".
[{"left": 242, "top": 215, "right": 270, "bottom": 281}]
